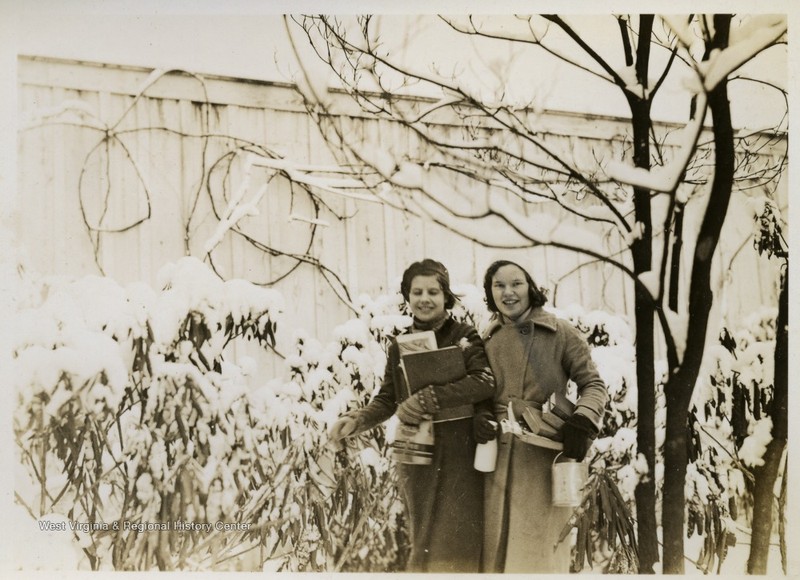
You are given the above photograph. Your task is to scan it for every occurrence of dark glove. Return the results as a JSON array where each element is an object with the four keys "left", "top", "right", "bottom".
[
  {"left": 473, "top": 409, "right": 498, "bottom": 444},
  {"left": 561, "top": 413, "right": 598, "bottom": 461},
  {"left": 396, "top": 392, "right": 431, "bottom": 425}
]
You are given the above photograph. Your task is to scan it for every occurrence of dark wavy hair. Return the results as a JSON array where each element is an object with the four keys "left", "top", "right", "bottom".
[
  {"left": 400, "top": 259, "right": 457, "bottom": 310},
  {"left": 483, "top": 260, "right": 547, "bottom": 313}
]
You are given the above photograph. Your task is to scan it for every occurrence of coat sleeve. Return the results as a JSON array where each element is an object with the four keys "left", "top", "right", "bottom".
[
  {"left": 351, "top": 340, "right": 400, "bottom": 433},
  {"left": 560, "top": 322, "right": 608, "bottom": 429},
  {"left": 429, "top": 327, "right": 496, "bottom": 409}
]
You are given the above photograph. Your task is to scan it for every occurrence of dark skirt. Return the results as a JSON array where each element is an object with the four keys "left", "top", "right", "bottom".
[{"left": 396, "top": 417, "right": 483, "bottom": 573}]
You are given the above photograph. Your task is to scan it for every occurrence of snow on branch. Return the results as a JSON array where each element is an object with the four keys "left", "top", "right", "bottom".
[
  {"left": 662, "top": 15, "right": 786, "bottom": 92},
  {"left": 249, "top": 156, "right": 381, "bottom": 204},
  {"left": 488, "top": 194, "right": 603, "bottom": 252},
  {"left": 606, "top": 92, "right": 707, "bottom": 194},
  {"left": 701, "top": 16, "right": 786, "bottom": 91},
  {"left": 203, "top": 157, "right": 272, "bottom": 255},
  {"left": 664, "top": 308, "right": 688, "bottom": 363},
  {"left": 637, "top": 271, "right": 661, "bottom": 302},
  {"left": 661, "top": 15, "right": 700, "bottom": 52}
]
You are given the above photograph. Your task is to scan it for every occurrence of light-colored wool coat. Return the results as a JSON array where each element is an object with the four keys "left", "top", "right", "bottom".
[{"left": 481, "top": 307, "right": 608, "bottom": 573}]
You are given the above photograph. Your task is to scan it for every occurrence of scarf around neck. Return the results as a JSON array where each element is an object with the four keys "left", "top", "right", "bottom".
[{"left": 412, "top": 313, "right": 448, "bottom": 332}]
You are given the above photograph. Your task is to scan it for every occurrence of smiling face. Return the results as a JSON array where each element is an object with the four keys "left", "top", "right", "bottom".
[
  {"left": 408, "top": 275, "right": 447, "bottom": 323},
  {"left": 491, "top": 264, "right": 532, "bottom": 321}
]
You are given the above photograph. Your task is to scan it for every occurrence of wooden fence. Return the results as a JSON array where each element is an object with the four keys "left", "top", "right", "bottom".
[{"left": 16, "top": 56, "right": 786, "bottom": 374}]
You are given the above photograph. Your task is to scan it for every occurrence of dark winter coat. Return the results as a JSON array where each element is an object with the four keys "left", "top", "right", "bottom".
[
  {"left": 480, "top": 306, "right": 608, "bottom": 573},
  {"left": 352, "top": 316, "right": 495, "bottom": 572}
]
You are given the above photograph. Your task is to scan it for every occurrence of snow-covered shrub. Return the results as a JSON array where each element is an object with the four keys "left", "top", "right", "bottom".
[
  {"left": 684, "top": 307, "right": 778, "bottom": 571},
  {"left": 13, "top": 257, "right": 290, "bottom": 571},
  {"left": 13, "top": 258, "right": 411, "bottom": 572},
  {"left": 265, "top": 313, "right": 409, "bottom": 572}
]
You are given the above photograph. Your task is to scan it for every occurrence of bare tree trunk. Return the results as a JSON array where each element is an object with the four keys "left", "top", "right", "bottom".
[
  {"left": 629, "top": 110, "right": 659, "bottom": 574},
  {"left": 627, "top": 17, "right": 660, "bottom": 572},
  {"left": 662, "top": 16, "right": 734, "bottom": 573},
  {"left": 633, "top": 291, "right": 659, "bottom": 573},
  {"left": 747, "top": 262, "right": 787, "bottom": 573}
]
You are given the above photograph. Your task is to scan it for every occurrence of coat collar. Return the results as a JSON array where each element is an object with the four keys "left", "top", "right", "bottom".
[{"left": 484, "top": 306, "right": 558, "bottom": 340}]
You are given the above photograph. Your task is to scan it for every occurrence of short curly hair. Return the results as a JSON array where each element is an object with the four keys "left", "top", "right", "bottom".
[
  {"left": 483, "top": 260, "right": 547, "bottom": 313},
  {"left": 400, "top": 259, "right": 457, "bottom": 310}
]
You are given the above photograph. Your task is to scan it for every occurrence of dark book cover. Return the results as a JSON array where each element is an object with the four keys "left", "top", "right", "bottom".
[
  {"left": 400, "top": 345, "right": 466, "bottom": 394},
  {"left": 541, "top": 410, "right": 566, "bottom": 431},
  {"left": 548, "top": 390, "right": 576, "bottom": 421}
]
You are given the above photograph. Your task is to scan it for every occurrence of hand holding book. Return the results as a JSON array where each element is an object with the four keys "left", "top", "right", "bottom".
[
  {"left": 392, "top": 331, "right": 467, "bottom": 465},
  {"left": 396, "top": 390, "right": 434, "bottom": 424}
]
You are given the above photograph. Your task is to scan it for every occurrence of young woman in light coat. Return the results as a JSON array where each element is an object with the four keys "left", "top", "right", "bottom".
[{"left": 474, "top": 260, "right": 608, "bottom": 573}]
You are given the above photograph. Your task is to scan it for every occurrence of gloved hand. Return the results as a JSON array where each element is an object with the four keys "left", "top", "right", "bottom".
[
  {"left": 328, "top": 413, "right": 360, "bottom": 449},
  {"left": 396, "top": 392, "right": 431, "bottom": 425},
  {"left": 561, "top": 413, "right": 598, "bottom": 461},
  {"left": 473, "top": 409, "right": 498, "bottom": 444}
]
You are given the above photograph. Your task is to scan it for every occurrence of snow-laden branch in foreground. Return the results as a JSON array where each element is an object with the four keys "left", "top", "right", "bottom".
[
  {"left": 407, "top": 193, "right": 533, "bottom": 248},
  {"left": 346, "top": 132, "right": 633, "bottom": 236},
  {"left": 487, "top": 194, "right": 605, "bottom": 252},
  {"left": 700, "top": 16, "right": 786, "bottom": 92},
  {"left": 284, "top": 15, "right": 332, "bottom": 107},
  {"left": 660, "top": 15, "right": 698, "bottom": 51},
  {"left": 203, "top": 160, "right": 272, "bottom": 255},
  {"left": 606, "top": 91, "right": 707, "bottom": 194},
  {"left": 250, "top": 156, "right": 381, "bottom": 204},
  {"left": 661, "top": 15, "right": 786, "bottom": 93}
]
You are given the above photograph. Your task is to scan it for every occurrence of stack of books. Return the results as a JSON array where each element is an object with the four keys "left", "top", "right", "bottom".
[
  {"left": 396, "top": 331, "right": 466, "bottom": 394},
  {"left": 520, "top": 391, "right": 576, "bottom": 442}
]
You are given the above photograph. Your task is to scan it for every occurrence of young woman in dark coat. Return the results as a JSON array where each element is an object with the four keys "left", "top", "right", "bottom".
[{"left": 329, "top": 259, "right": 495, "bottom": 572}]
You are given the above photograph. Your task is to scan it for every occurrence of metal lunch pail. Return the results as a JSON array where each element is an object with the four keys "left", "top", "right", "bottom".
[{"left": 551, "top": 452, "right": 588, "bottom": 507}]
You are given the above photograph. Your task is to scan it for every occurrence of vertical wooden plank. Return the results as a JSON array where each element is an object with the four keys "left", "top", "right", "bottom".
[
  {"left": 133, "top": 91, "right": 153, "bottom": 285},
  {"left": 150, "top": 95, "right": 185, "bottom": 281},
  {"left": 17, "top": 83, "right": 55, "bottom": 276},
  {"left": 50, "top": 86, "right": 68, "bottom": 276},
  {"left": 53, "top": 86, "right": 101, "bottom": 278},
  {"left": 100, "top": 89, "right": 137, "bottom": 283},
  {"left": 348, "top": 117, "right": 389, "bottom": 297}
]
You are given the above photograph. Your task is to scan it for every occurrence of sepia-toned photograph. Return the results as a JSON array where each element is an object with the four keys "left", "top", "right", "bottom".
[{"left": 2, "top": 1, "right": 794, "bottom": 576}]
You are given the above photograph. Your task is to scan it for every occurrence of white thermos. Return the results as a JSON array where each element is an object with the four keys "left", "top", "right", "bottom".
[{"left": 474, "top": 421, "right": 498, "bottom": 472}]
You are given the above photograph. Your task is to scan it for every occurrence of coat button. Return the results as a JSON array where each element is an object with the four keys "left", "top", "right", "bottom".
[{"left": 519, "top": 327, "right": 529, "bottom": 335}]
